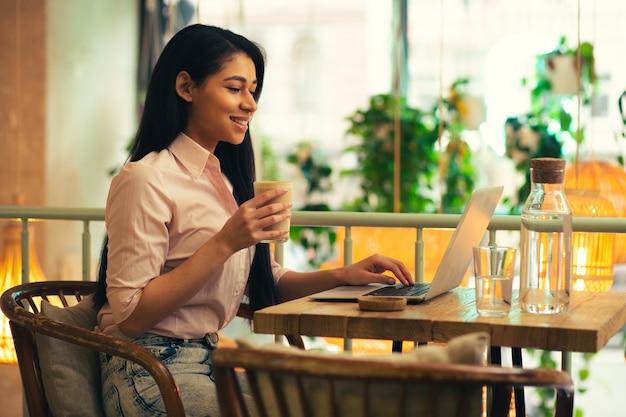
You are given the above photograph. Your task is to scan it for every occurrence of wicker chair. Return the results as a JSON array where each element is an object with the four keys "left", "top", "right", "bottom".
[
  {"left": 0, "top": 280, "right": 303, "bottom": 417},
  {"left": 212, "top": 345, "right": 576, "bottom": 417}
]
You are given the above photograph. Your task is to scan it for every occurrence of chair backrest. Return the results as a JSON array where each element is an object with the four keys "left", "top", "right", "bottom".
[
  {"left": 0, "top": 281, "right": 186, "bottom": 417},
  {"left": 212, "top": 346, "right": 575, "bottom": 417}
]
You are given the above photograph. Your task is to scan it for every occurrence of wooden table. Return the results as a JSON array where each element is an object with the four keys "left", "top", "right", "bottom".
[
  {"left": 254, "top": 288, "right": 626, "bottom": 354},
  {"left": 254, "top": 288, "right": 626, "bottom": 415}
]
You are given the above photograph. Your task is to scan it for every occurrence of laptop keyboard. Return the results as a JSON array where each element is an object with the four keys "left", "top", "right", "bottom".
[{"left": 366, "top": 283, "right": 430, "bottom": 297}]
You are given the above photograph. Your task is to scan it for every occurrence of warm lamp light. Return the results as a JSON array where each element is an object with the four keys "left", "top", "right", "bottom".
[
  {"left": 565, "top": 189, "right": 616, "bottom": 292},
  {"left": 0, "top": 221, "right": 47, "bottom": 364},
  {"left": 565, "top": 160, "right": 626, "bottom": 265}
]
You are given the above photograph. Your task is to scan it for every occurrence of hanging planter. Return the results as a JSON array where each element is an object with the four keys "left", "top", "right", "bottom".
[
  {"left": 534, "top": 38, "right": 595, "bottom": 102},
  {"left": 545, "top": 54, "right": 579, "bottom": 95}
]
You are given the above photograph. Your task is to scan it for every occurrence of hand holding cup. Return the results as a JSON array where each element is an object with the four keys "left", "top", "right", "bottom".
[{"left": 253, "top": 181, "right": 293, "bottom": 243}]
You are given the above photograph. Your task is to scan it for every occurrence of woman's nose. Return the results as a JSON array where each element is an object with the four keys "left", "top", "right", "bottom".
[{"left": 242, "top": 92, "right": 258, "bottom": 113}]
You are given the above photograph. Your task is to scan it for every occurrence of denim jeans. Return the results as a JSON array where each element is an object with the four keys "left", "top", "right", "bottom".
[{"left": 100, "top": 333, "right": 220, "bottom": 417}]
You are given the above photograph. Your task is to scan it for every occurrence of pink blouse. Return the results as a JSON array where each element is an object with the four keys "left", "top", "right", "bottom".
[{"left": 97, "top": 133, "right": 288, "bottom": 339}]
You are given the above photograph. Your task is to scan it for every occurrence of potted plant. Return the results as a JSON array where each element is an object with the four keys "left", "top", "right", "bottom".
[
  {"left": 342, "top": 80, "right": 477, "bottom": 215},
  {"left": 286, "top": 141, "right": 336, "bottom": 269},
  {"left": 328, "top": 83, "right": 477, "bottom": 281},
  {"left": 341, "top": 93, "right": 440, "bottom": 213},
  {"left": 505, "top": 37, "right": 597, "bottom": 210}
]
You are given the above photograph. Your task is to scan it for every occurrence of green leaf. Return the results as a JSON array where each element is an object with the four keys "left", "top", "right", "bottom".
[{"left": 578, "top": 368, "right": 590, "bottom": 381}]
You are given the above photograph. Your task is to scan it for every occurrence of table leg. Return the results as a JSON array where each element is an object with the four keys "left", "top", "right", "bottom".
[
  {"left": 395, "top": 341, "right": 427, "bottom": 353},
  {"left": 392, "top": 340, "right": 403, "bottom": 352},
  {"left": 344, "top": 338, "right": 353, "bottom": 353},
  {"left": 488, "top": 347, "right": 525, "bottom": 417},
  {"left": 490, "top": 346, "right": 502, "bottom": 365},
  {"left": 488, "top": 347, "right": 506, "bottom": 416},
  {"left": 512, "top": 347, "right": 526, "bottom": 417},
  {"left": 561, "top": 351, "right": 572, "bottom": 373}
]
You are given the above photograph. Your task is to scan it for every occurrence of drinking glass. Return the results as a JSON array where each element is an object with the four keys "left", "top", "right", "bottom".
[{"left": 473, "top": 246, "right": 517, "bottom": 317}]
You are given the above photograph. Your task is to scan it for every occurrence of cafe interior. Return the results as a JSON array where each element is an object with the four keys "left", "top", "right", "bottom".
[{"left": 1, "top": 0, "right": 626, "bottom": 416}]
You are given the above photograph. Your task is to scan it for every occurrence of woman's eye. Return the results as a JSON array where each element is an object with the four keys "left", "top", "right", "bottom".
[{"left": 227, "top": 87, "right": 241, "bottom": 93}]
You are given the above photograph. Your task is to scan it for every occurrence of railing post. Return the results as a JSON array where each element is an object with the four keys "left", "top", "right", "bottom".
[
  {"left": 343, "top": 226, "right": 353, "bottom": 266},
  {"left": 415, "top": 227, "right": 424, "bottom": 283},
  {"left": 82, "top": 220, "right": 92, "bottom": 281},
  {"left": 20, "top": 219, "right": 29, "bottom": 284},
  {"left": 274, "top": 242, "right": 284, "bottom": 266},
  {"left": 342, "top": 226, "right": 353, "bottom": 352},
  {"left": 273, "top": 241, "right": 286, "bottom": 346}
]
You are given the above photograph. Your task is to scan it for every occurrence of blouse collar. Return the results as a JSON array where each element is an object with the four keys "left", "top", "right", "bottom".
[{"left": 169, "top": 133, "right": 217, "bottom": 179}]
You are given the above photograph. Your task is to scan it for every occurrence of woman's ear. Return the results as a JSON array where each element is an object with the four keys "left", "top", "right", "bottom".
[{"left": 175, "top": 71, "right": 194, "bottom": 102}]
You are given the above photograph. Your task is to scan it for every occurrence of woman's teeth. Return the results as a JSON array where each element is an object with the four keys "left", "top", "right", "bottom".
[{"left": 231, "top": 118, "right": 248, "bottom": 126}]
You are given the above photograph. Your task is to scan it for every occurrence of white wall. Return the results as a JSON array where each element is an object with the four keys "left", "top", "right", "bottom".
[{"left": 45, "top": 0, "right": 138, "bottom": 279}]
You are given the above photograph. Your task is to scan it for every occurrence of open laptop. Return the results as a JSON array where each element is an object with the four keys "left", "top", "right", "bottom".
[{"left": 309, "top": 185, "right": 504, "bottom": 304}]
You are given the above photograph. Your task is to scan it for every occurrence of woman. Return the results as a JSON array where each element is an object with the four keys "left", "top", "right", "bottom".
[{"left": 94, "top": 24, "right": 413, "bottom": 417}]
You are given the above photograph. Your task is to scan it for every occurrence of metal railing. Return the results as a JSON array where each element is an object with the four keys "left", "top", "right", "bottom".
[
  {"left": 2, "top": 205, "right": 625, "bottom": 365},
  {"left": 2, "top": 206, "right": 626, "bottom": 284}
]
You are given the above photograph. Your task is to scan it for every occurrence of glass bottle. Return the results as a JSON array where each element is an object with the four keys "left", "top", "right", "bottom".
[{"left": 519, "top": 158, "right": 572, "bottom": 314}]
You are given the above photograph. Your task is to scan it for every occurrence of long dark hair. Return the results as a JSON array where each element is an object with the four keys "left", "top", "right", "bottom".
[{"left": 94, "top": 24, "right": 278, "bottom": 314}]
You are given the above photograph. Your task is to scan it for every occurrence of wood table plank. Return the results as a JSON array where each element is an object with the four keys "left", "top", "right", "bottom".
[
  {"left": 252, "top": 296, "right": 309, "bottom": 337},
  {"left": 253, "top": 288, "right": 626, "bottom": 353},
  {"left": 430, "top": 290, "right": 626, "bottom": 352}
]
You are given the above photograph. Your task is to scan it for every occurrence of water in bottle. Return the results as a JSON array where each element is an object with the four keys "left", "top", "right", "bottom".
[{"left": 519, "top": 158, "right": 572, "bottom": 314}]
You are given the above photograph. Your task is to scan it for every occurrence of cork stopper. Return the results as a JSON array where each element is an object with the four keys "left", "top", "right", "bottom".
[{"left": 530, "top": 158, "right": 565, "bottom": 184}]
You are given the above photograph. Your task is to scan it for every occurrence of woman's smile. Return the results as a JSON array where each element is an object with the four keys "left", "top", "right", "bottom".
[
  {"left": 230, "top": 115, "right": 250, "bottom": 132},
  {"left": 183, "top": 53, "right": 258, "bottom": 152}
]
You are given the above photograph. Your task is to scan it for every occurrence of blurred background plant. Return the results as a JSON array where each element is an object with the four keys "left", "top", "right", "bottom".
[
  {"left": 436, "top": 78, "right": 478, "bottom": 212},
  {"left": 505, "top": 36, "right": 595, "bottom": 211},
  {"left": 504, "top": 114, "right": 563, "bottom": 208},
  {"left": 342, "top": 87, "right": 476, "bottom": 215},
  {"left": 342, "top": 93, "right": 440, "bottom": 213},
  {"left": 258, "top": 135, "right": 281, "bottom": 181},
  {"left": 286, "top": 141, "right": 336, "bottom": 269}
]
